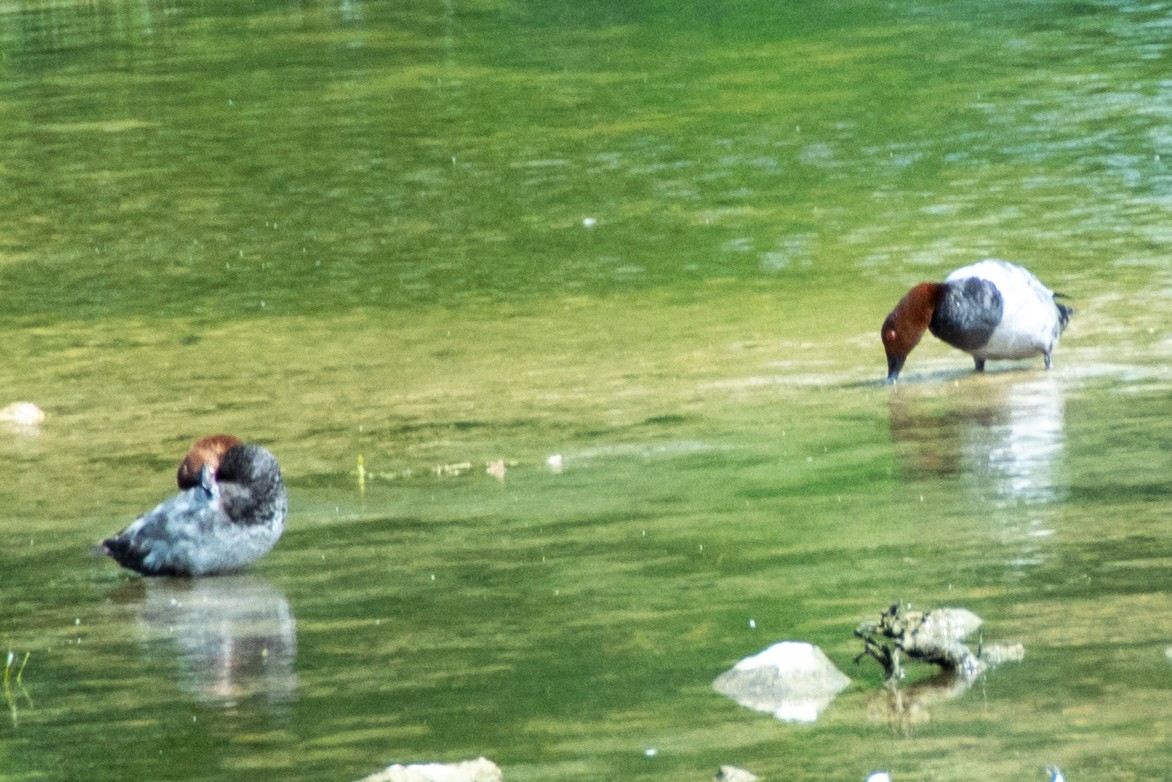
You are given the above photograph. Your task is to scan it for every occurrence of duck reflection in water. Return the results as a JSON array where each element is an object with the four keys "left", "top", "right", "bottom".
[
  {"left": 888, "top": 373, "right": 1067, "bottom": 506},
  {"left": 887, "top": 373, "right": 1067, "bottom": 572},
  {"left": 112, "top": 575, "right": 298, "bottom": 708}
]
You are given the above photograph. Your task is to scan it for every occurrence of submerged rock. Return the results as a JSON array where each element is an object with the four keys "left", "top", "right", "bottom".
[
  {"left": 713, "top": 640, "right": 851, "bottom": 723},
  {"left": 355, "top": 757, "right": 503, "bottom": 782}
]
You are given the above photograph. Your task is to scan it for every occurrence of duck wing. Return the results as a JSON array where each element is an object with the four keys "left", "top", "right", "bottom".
[{"left": 102, "top": 467, "right": 223, "bottom": 576}]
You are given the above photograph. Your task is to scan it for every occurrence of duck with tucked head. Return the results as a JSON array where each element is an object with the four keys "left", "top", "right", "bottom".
[
  {"left": 881, "top": 259, "right": 1072, "bottom": 383},
  {"left": 102, "top": 435, "right": 287, "bottom": 576}
]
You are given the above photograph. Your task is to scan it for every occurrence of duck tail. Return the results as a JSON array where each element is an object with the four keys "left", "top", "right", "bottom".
[
  {"left": 1053, "top": 294, "right": 1073, "bottom": 332},
  {"left": 100, "top": 534, "right": 150, "bottom": 574}
]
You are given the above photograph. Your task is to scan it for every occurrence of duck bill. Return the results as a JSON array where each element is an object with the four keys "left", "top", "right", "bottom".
[{"left": 885, "top": 353, "right": 906, "bottom": 383}]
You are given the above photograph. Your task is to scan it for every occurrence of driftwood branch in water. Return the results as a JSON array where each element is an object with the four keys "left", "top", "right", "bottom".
[{"left": 854, "top": 603, "right": 984, "bottom": 681}]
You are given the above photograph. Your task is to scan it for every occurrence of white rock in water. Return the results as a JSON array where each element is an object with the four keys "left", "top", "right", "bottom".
[
  {"left": 713, "top": 641, "right": 850, "bottom": 723},
  {"left": 0, "top": 402, "right": 45, "bottom": 426},
  {"left": 355, "top": 757, "right": 504, "bottom": 782},
  {"left": 918, "top": 607, "right": 982, "bottom": 642}
]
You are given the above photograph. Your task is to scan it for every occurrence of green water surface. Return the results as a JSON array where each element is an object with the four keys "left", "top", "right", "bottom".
[{"left": 2, "top": 1, "right": 1172, "bottom": 780}]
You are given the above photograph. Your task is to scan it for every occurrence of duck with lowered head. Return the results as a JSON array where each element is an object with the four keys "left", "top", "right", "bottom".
[{"left": 881, "top": 259, "right": 1072, "bottom": 383}]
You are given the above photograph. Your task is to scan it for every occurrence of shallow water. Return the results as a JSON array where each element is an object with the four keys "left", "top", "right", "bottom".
[{"left": 2, "top": 1, "right": 1172, "bottom": 780}]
